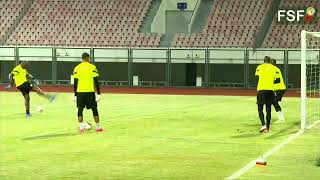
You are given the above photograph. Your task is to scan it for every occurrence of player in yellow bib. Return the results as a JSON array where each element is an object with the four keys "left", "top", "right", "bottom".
[
  {"left": 270, "top": 58, "right": 286, "bottom": 123},
  {"left": 9, "top": 61, "right": 56, "bottom": 118},
  {"left": 255, "top": 56, "right": 280, "bottom": 133},
  {"left": 73, "top": 52, "right": 102, "bottom": 133}
]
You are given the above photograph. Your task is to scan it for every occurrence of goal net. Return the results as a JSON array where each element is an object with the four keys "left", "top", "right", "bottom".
[{"left": 301, "top": 30, "right": 320, "bottom": 129}]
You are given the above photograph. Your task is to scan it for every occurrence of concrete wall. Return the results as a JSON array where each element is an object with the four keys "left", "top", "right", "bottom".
[
  {"left": 166, "top": 11, "right": 194, "bottom": 33},
  {"left": 151, "top": 0, "right": 200, "bottom": 33}
]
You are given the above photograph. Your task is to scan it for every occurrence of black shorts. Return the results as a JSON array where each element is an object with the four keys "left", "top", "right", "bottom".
[
  {"left": 77, "top": 92, "right": 97, "bottom": 109},
  {"left": 17, "top": 82, "right": 33, "bottom": 96},
  {"left": 274, "top": 90, "right": 286, "bottom": 102},
  {"left": 257, "top": 90, "right": 275, "bottom": 105}
]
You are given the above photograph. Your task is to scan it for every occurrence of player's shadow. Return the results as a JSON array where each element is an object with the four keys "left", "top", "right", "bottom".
[
  {"left": 316, "top": 158, "right": 320, "bottom": 167},
  {"left": 231, "top": 121, "right": 300, "bottom": 139},
  {"left": 23, "top": 131, "right": 93, "bottom": 140},
  {"left": 230, "top": 132, "right": 263, "bottom": 138},
  {"left": 264, "top": 121, "right": 300, "bottom": 139},
  {"left": 4, "top": 113, "right": 27, "bottom": 117},
  {"left": 244, "top": 123, "right": 261, "bottom": 127}
]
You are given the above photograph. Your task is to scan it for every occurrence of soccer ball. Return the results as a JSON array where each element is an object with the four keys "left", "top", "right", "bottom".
[
  {"left": 84, "top": 122, "right": 92, "bottom": 130},
  {"left": 36, "top": 105, "right": 44, "bottom": 113}
]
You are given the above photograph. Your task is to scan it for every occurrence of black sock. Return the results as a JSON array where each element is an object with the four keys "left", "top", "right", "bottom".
[
  {"left": 92, "top": 107, "right": 99, "bottom": 116},
  {"left": 26, "top": 110, "right": 30, "bottom": 114},
  {"left": 258, "top": 104, "right": 265, "bottom": 126},
  {"left": 266, "top": 105, "right": 272, "bottom": 129},
  {"left": 78, "top": 108, "right": 84, "bottom": 117}
]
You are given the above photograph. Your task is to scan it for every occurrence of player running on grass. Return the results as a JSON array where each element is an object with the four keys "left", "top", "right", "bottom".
[
  {"left": 8, "top": 61, "right": 56, "bottom": 118},
  {"left": 73, "top": 52, "right": 103, "bottom": 133},
  {"left": 255, "top": 56, "right": 280, "bottom": 133},
  {"left": 270, "top": 58, "right": 286, "bottom": 123}
]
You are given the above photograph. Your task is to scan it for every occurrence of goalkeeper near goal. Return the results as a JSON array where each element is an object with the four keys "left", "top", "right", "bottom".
[
  {"left": 8, "top": 61, "right": 56, "bottom": 118},
  {"left": 270, "top": 58, "right": 286, "bottom": 123},
  {"left": 255, "top": 56, "right": 280, "bottom": 133},
  {"left": 73, "top": 52, "right": 103, "bottom": 133}
]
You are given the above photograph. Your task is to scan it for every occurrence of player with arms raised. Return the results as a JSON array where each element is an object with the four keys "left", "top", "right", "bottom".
[
  {"left": 8, "top": 61, "right": 56, "bottom": 118},
  {"left": 255, "top": 56, "right": 279, "bottom": 133},
  {"left": 73, "top": 52, "right": 103, "bottom": 133},
  {"left": 270, "top": 58, "right": 286, "bottom": 123}
]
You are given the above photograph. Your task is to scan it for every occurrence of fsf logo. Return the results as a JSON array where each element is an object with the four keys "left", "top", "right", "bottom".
[{"left": 277, "top": 7, "right": 317, "bottom": 23}]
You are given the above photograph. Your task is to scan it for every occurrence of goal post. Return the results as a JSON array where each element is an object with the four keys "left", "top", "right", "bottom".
[
  {"left": 301, "top": 30, "right": 306, "bottom": 130},
  {"left": 301, "top": 30, "right": 320, "bottom": 130}
]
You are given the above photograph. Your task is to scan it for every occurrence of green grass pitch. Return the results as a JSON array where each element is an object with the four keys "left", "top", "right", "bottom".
[{"left": 0, "top": 92, "right": 319, "bottom": 179}]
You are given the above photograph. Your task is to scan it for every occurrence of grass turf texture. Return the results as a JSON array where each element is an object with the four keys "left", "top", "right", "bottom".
[
  {"left": 242, "top": 125, "right": 320, "bottom": 180},
  {"left": 0, "top": 92, "right": 318, "bottom": 179}
]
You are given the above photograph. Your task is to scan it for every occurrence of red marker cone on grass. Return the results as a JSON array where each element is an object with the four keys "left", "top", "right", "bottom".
[{"left": 256, "top": 157, "right": 267, "bottom": 166}]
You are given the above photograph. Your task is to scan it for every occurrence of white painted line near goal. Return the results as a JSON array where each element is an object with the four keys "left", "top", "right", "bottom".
[{"left": 226, "top": 120, "right": 320, "bottom": 180}]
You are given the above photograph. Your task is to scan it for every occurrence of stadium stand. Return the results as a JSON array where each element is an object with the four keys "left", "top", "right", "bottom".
[
  {"left": 2, "top": 0, "right": 319, "bottom": 48},
  {"left": 262, "top": 0, "right": 320, "bottom": 48},
  {"left": 5, "top": 0, "right": 162, "bottom": 47},
  {"left": 172, "top": 0, "right": 271, "bottom": 47},
  {"left": 0, "top": 0, "right": 30, "bottom": 44}
]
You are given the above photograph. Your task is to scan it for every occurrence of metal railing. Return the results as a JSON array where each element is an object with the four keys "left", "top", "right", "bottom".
[{"left": 0, "top": 46, "right": 304, "bottom": 89}]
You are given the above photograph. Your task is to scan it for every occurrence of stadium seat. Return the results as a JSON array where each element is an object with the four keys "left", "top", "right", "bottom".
[
  {"left": 171, "top": 0, "right": 271, "bottom": 47},
  {"left": 0, "top": 0, "right": 29, "bottom": 43},
  {"left": 4, "top": 0, "right": 162, "bottom": 47},
  {"left": 262, "top": 0, "right": 320, "bottom": 48}
]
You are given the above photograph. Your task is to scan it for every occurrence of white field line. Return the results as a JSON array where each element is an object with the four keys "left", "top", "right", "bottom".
[{"left": 226, "top": 120, "right": 320, "bottom": 180}]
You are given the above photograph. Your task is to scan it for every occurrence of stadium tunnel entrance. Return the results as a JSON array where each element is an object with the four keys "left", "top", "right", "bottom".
[{"left": 170, "top": 49, "right": 207, "bottom": 87}]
